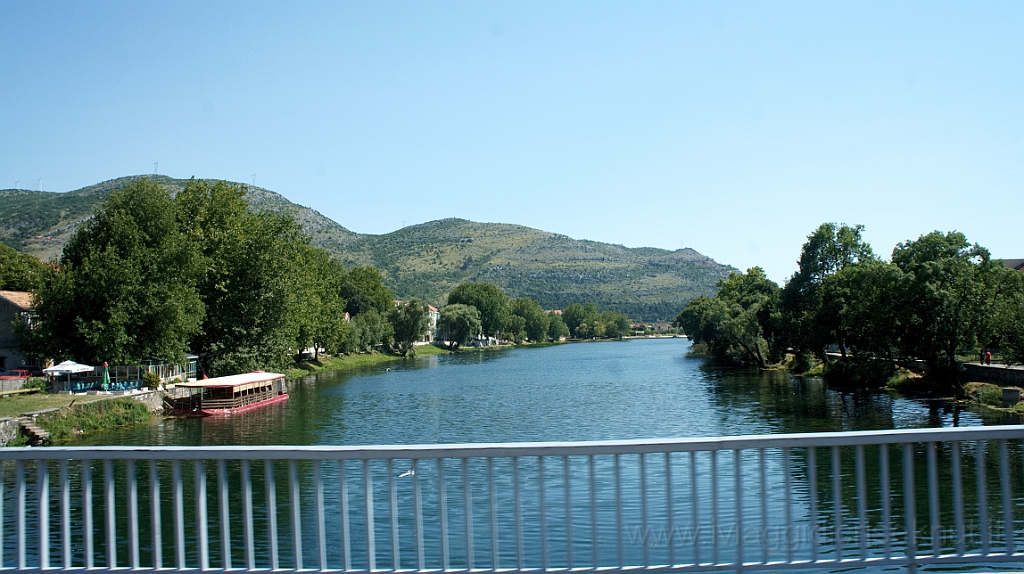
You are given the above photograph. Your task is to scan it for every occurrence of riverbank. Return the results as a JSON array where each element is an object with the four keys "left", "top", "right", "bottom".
[
  {"left": 0, "top": 392, "right": 109, "bottom": 419},
  {"left": 285, "top": 344, "right": 449, "bottom": 379}
]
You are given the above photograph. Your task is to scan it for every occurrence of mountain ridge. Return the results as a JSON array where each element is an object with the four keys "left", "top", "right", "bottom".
[{"left": 0, "top": 175, "right": 733, "bottom": 320}]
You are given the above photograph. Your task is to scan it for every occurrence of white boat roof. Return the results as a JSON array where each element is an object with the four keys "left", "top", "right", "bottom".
[{"left": 176, "top": 371, "right": 286, "bottom": 389}]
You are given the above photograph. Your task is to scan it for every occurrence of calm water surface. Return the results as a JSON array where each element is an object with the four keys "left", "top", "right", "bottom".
[
  {"left": 82, "top": 338, "right": 1019, "bottom": 446},
  {"left": 16, "top": 339, "right": 1022, "bottom": 573}
]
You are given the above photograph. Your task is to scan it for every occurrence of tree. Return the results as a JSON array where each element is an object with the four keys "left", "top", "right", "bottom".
[
  {"left": 509, "top": 297, "right": 549, "bottom": 342},
  {"left": 891, "top": 231, "right": 1006, "bottom": 393},
  {"left": 340, "top": 266, "right": 395, "bottom": 316},
  {"left": 562, "top": 302, "right": 599, "bottom": 338},
  {"left": 820, "top": 260, "right": 908, "bottom": 362},
  {"left": 293, "top": 246, "right": 349, "bottom": 359},
  {"left": 811, "top": 260, "right": 911, "bottom": 386},
  {"left": 781, "top": 223, "right": 876, "bottom": 360},
  {"left": 0, "top": 244, "right": 51, "bottom": 291},
  {"left": 389, "top": 299, "right": 429, "bottom": 356},
  {"left": 447, "top": 283, "right": 510, "bottom": 339},
  {"left": 505, "top": 314, "right": 527, "bottom": 343},
  {"left": 561, "top": 303, "right": 587, "bottom": 338},
  {"left": 674, "top": 268, "right": 781, "bottom": 368},
  {"left": 547, "top": 311, "right": 570, "bottom": 340},
  {"left": 438, "top": 304, "right": 481, "bottom": 349},
  {"left": 342, "top": 309, "right": 392, "bottom": 354},
  {"left": 176, "top": 178, "right": 310, "bottom": 376},
  {"left": 992, "top": 268, "right": 1024, "bottom": 364},
  {"left": 600, "top": 310, "right": 632, "bottom": 339},
  {"left": 24, "top": 179, "right": 204, "bottom": 365}
]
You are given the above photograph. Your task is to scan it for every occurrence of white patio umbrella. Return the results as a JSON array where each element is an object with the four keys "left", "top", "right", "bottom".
[{"left": 43, "top": 360, "right": 95, "bottom": 391}]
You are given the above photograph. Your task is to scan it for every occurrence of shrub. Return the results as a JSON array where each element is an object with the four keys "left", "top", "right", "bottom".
[
  {"left": 142, "top": 372, "right": 161, "bottom": 389},
  {"left": 23, "top": 377, "right": 48, "bottom": 391},
  {"left": 37, "top": 398, "right": 151, "bottom": 441},
  {"left": 974, "top": 386, "right": 1003, "bottom": 407}
]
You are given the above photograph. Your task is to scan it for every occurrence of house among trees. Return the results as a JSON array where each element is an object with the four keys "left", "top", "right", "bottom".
[
  {"left": 425, "top": 305, "right": 439, "bottom": 342},
  {"left": 0, "top": 290, "right": 42, "bottom": 373},
  {"left": 1002, "top": 259, "right": 1024, "bottom": 272}
]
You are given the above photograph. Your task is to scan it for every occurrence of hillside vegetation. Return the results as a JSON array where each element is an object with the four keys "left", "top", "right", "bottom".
[{"left": 0, "top": 176, "right": 732, "bottom": 321}]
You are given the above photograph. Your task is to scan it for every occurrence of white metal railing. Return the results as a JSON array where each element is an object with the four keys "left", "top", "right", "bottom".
[{"left": 1, "top": 425, "right": 1022, "bottom": 572}]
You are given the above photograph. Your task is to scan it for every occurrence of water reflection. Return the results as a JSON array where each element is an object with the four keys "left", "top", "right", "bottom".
[{"left": 76, "top": 339, "right": 1019, "bottom": 447}]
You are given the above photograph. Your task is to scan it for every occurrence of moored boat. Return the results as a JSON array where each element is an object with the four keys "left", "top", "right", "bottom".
[{"left": 169, "top": 371, "right": 288, "bottom": 416}]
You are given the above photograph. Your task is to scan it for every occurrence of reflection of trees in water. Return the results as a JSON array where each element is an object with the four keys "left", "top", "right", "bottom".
[
  {"left": 696, "top": 364, "right": 1023, "bottom": 560},
  {"left": 793, "top": 436, "right": 1024, "bottom": 560},
  {"left": 698, "top": 364, "right": 897, "bottom": 433}
]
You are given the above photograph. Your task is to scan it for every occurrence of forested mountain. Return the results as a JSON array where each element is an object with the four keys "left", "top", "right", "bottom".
[{"left": 0, "top": 176, "right": 732, "bottom": 321}]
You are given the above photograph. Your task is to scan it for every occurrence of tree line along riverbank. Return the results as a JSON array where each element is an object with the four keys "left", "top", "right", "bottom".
[{"left": 674, "top": 222, "right": 1024, "bottom": 399}]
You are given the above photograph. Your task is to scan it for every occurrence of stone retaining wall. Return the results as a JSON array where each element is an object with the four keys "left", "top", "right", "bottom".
[
  {"left": 964, "top": 363, "right": 1024, "bottom": 385},
  {"left": 129, "top": 389, "right": 166, "bottom": 411},
  {"left": 0, "top": 417, "right": 18, "bottom": 446}
]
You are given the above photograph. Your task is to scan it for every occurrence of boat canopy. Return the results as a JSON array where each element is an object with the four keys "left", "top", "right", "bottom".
[{"left": 176, "top": 372, "right": 285, "bottom": 390}]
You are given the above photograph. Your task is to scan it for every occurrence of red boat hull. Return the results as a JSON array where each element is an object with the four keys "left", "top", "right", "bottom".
[{"left": 172, "top": 393, "right": 289, "bottom": 417}]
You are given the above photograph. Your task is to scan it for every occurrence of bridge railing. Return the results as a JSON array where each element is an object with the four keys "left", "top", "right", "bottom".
[{"left": 1, "top": 425, "right": 1022, "bottom": 572}]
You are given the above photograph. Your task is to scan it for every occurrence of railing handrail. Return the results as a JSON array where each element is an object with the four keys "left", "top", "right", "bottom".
[{"left": 3, "top": 424, "right": 1020, "bottom": 460}]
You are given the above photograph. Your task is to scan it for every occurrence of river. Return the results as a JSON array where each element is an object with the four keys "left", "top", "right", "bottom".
[
  {"left": 16, "top": 339, "right": 1024, "bottom": 572},
  {"left": 80, "top": 338, "right": 1019, "bottom": 446}
]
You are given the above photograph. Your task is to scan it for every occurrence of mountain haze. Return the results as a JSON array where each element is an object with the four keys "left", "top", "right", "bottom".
[{"left": 0, "top": 176, "right": 733, "bottom": 321}]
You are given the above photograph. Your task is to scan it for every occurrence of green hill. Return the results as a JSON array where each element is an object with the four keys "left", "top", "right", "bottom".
[{"left": 0, "top": 176, "right": 732, "bottom": 321}]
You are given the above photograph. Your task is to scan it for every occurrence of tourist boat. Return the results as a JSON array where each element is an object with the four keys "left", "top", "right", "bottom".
[{"left": 169, "top": 371, "right": 288, "bottom": 416}]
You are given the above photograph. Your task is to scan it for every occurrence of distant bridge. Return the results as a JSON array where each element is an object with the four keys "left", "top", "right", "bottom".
[{"left": 1, "top": 425, "right": 1022, "bottom": 572}]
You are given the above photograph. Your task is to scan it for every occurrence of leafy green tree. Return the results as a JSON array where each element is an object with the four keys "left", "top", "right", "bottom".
[
  {"left": 342, "top": 309, "right": 392, "bottom": 353},
  {"left": 0, "top": 244, "right": 51, "bottom": 291},
  {"left": 389, "top": 298, "right": 429, "bottom": 356},
  {"left": 781, "top": 223, "right": 876, "bottom": 360},
  {"left": 993, "top": 268, "right": 1024, "bottom": 364},
  {"left": 820, "top": 260, "right": 908, "bottom": 362},
  {"left": 447, "top": 282, "right": 510, "bottom": 339},
  {"left": 24, "top": 179, "right": 204, "bottom": 365},
  {"left": 509, "top": 297, "right": 549, "bottom": 342},
  {"left": 176, "top": 179, "right": 309, "bottom": 375},
  {"left": 505, "top": 314, "right": 527, "bottom": 343},
  {"left": 891, "top": 231, "right": 1006, "bottom": 392},
  {"left": 674, "top": 268, "right": 781, "bottom": 368},
  {"left": 561, "top": 303, "right": 587, "bottom": 338},
  {"left": 600, "top": 310, "right": 632, "bottom": 339},
  {"left": 340, "top": 266, "right": 395, "bottom": 316},
  {"left": 293, "top": 246, "right": 349, "bottom": 359},
  {"left": 562, "top": 302, "right": 600, "bottom": 338},
  {"left": 438, "top": 303, "right": 481, "bottom": 349},
  {"left": 547, "top": 311, "right": 570, "bottom": 340}
]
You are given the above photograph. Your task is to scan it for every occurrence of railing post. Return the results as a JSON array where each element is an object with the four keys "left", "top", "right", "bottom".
[
  {"left": 149, "top": 460, "right": 162, "bottom": 569},
  {"left": 37, "top": 459, "right": 49, "bottom": 570},
  {"left": 16, "top": 460, "right": 25, "bottom": 570},
  {"left": 104, "top": 460, "right": 116, "bottom": 568},
  {"left": 289, "top": 459, "right": 302, "bottom": 570},
  {"left": 195, "top": 459, "right": 209, "bottom": 570},
  {"left": 60, "top": 459, "right": 70, "bottom": 569},
  {"left": 218, "top": 459, "right": 232, "bottom": 570},
  {"left": 126, "top": 459, "right": 139, "bottom": 569},
  {"left": 365, "top": 458, "right": 376, "bottom": 571},
  {"left": 902, "top": 443, "right": 917, "bottom": 572}
]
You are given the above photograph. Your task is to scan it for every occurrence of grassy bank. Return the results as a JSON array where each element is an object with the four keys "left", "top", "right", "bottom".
[
  {"left": 0, "top": 392, "right": 107, "bottom": 419},
  {"left": 286, "top": 344, "right": 449, "bottom": 379},
  {"left": 34, "top": 398, "right": 152, "bottom": 443}
]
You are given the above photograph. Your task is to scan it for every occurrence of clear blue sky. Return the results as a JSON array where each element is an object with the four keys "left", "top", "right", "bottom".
[{"left": 2, "top": 1, "right": 1020, "bottom": 282}]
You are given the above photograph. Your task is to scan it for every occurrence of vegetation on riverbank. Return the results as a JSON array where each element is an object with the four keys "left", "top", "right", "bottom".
[
  {"left": 0, "top": 392, "right": 106, "bottom": 418},
  {"left": 34, "top": 398, "right": 151, "bottom": 443},
  {"left": 674, "top": 222, "right": 1024, "bottom": 395},
  {"left": 286, "top": 345, "right": 449, "bottom": 379}
]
